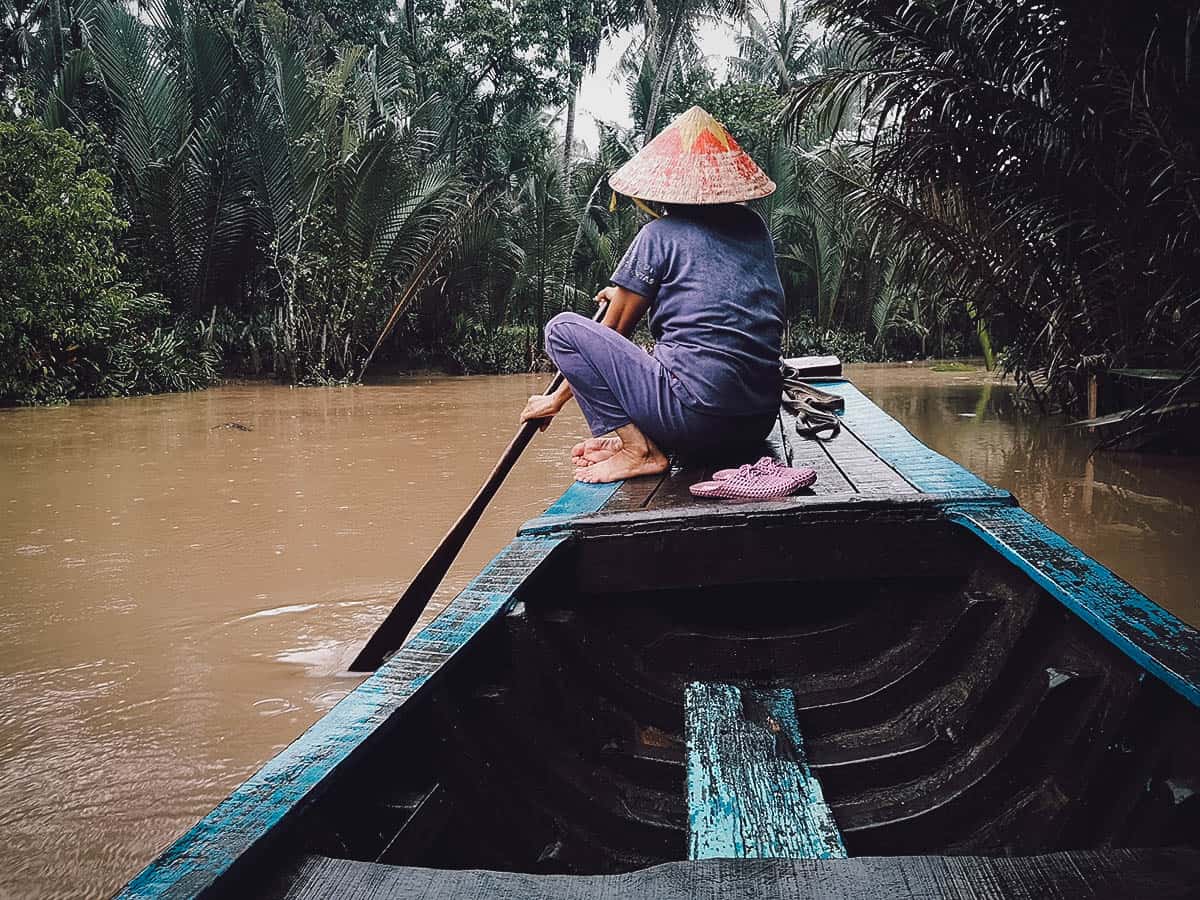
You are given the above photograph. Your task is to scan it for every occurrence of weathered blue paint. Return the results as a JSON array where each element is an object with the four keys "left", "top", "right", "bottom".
[
  {"left": 808, "top": 380, "right": 1007, "bottom": 498},
  {"left": 117, "top": 534, "right": 566, "bottom": 899},
  {"left": 947, "top": 503, "right": 1200, "bottom": 709},
  {"left": 541, "top": 480, "right": 623, "bottom": 518},
  {"left": 686, "top": 682, "right": 846, "bottom": 861},
  {"left": 519, "top": 480, "right": 625, "bottom": 535}
]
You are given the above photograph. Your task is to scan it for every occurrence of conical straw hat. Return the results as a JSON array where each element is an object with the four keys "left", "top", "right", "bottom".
[{"left": 609, "top": 106, "right": 776, "bottom": 205}]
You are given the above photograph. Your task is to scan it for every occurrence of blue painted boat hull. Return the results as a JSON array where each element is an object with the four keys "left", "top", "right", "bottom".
[{"left": 119, "top": 373, "right": 1200, "bottom": 898}]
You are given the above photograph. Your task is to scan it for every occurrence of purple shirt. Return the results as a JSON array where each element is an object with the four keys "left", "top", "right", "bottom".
[{"left": 609, "top": 206, "right": 784, "bottom": 415}]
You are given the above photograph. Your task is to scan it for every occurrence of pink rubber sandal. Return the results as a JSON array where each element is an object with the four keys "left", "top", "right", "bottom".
[
  {"left": 711, "top": 456, "right": 778, "bottom": 480},
  {"left": 689, "top": 464, "right": 802, "bottom": 500},
  {"left": 711, "top": 456, "right": 817, "bottom": 492}
]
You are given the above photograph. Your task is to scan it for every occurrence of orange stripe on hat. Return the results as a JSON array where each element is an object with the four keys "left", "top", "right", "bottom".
[{"left": 608, "top": 106, "right": 775, "bottom": 205}]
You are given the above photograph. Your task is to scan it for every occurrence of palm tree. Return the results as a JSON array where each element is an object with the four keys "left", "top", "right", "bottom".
[
  {"left": 641, "top": 0, "right": 746, "bottom": 141},
  {"left": 553, "top": 0, "right": 650, "bottom": 171},
  {"left": 80, "top": 0, "right": 256, "bottom": 308},
  {"left": 617, "top": 22, "right": 712, "bottom": 137},
  {"left": 560, "top": 121, "right": 640, "bottom": 306},
  {"left": 788, "top": 0, "right": 1200, "bottom": 412},
  {"left": 560, "top": 1, "right": 595, "bottom": 169},
  {"left": 68, "top": 0, "right": 468, "bottom": 382},
  {"left": 511, "top": 156, "right": 590, "bottom": 345},
  {"left": 248, "top": 25, "right": 468, "bottom": 381},
  {"left": 729, "top": 0, "right": 813, "bottom": 94}
]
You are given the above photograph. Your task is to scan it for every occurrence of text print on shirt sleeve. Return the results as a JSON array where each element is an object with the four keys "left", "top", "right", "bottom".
[{"left": 610, "top": 225, "right": 666, "bottom": 300}]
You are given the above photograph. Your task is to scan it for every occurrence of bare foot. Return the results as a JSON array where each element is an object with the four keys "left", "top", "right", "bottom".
[
  {"left": 574, "top": 444, "right": 668, "bottom": 483},
  {"left": 571, "top": 436, "right": 622, "bottom": 467}
]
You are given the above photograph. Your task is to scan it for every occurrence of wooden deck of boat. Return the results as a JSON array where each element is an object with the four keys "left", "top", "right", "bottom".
[
  {"left": 599, "top": 379, "right": 989, "bottom": 518},
  {"left": 520, "top": 378, "right": 1008, "bottom": 541}
]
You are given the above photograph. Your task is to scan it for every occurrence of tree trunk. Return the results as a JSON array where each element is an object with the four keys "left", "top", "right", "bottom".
[
  {"left": 966, "top": 301, "right": 995, "bottom": 370},
  {"left": 562, "top": 72, "right": 579, "bottom": 174},
  {"left": 643, "top": 10, "right": 685, "bottom": 144}
]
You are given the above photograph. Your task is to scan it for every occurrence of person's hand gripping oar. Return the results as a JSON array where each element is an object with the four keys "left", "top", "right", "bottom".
[{"left": 348, "top": 300, "right": 610, "bottom": 672}]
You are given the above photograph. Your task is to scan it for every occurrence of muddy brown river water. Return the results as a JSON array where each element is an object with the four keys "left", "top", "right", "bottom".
[{"left": 2, "top": 367, "right": 1198, "bottom": 898}]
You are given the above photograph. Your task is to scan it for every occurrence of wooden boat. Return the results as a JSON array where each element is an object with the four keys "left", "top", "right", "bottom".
[
  {"left": 1072, "top": 368, "right": 1200, "bottom": 453},
  {"left": 1073, "top": 402, "right": 1200, "bottom": 453},
  {"left": 120, "top": 363, "right": 1200, "bottom": 898}
]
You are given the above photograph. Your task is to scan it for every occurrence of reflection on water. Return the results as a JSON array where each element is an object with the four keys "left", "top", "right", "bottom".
[
  {"left": 851, "top": 365, "right": 1200, "bottom": 627},
  {"left": 0, "top": 367, "right": 1197, "bottom": 897}
]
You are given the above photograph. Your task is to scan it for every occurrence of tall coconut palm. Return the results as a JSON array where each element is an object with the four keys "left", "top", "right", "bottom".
[
  {"left": 560, "top": 1, "right": 595, "bottom": 168},
  {"left": 618, "top": 23, "right": 712, "bottom": 137},
  {"left": 641, "top": 0, "right": 746, "bottom": 141},
  {"left": 551, "top": 0, "right": 647, "bottom": 171},
  {"left": 729, "top": 0, "right": 813, "bottom": 94}
]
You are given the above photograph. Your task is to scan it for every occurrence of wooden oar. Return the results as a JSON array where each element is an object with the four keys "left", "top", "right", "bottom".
[{"left": 348, "top": 301, "right": 609, "bottom": 672}]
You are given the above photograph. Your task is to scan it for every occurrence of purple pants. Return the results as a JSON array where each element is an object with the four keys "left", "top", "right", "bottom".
[{"left": 544, "top": 312, "right": 776, "bottom": 455}]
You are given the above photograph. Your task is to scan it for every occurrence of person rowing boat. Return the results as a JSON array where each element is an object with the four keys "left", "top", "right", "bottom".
[{"left": 519, "top": 106, "right": 786, "bottom": 483}]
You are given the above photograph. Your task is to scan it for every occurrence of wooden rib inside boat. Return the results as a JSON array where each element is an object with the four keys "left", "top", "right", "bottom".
[
  {"left": 120, "top": 362, "right": 1200, "bottom": 899},
  {"left": 267, "top": 512, "right": 1200, "bottom": 872}
]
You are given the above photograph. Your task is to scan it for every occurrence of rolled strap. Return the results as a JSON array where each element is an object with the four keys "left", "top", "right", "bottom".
[
  {"left": 781, "top": 377, "right": 846, "bottom": 412},
  {"left": 782, "top": 378, "right": 844, "bottom": 440},
  {"left": 785, "top": 399, "right": 841, "bottom": 440}
]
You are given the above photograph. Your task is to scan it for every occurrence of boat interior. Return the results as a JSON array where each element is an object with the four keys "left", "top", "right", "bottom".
[{"left": 249, "top": 507, "right": 1200, "bottom": 888}]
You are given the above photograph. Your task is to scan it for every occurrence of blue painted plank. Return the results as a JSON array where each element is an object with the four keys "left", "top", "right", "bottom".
[
  {"left": 686, "top": 682, "right": 846, "bottom": 860},
  {"left": 519, "top": 480, "right": 627, "bottom": 535},
  {"left": 807, "top": 380, "right": 1006, "bottom": 499},
  {"left": 948, "top": 503, "right": 1200, "bottom": 709},
  {"left": 118, "top": 534, "right": 566, "bottom": 899},
  {"left": 540, "top": 480, "right": 623, "bottom": 518}
]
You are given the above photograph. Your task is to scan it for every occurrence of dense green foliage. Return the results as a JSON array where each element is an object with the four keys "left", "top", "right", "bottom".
[
  {"left": 5, "top": 0, "right": 1193, "bottom": 419},
  {"left": 0, "top": 118, "right": 215, "bottom": 404},
  {"left": 790, "top": 0, "right": 1200, "bottom": 413}
]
